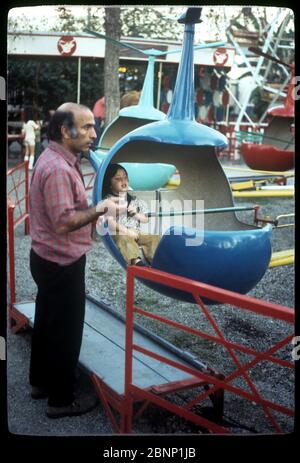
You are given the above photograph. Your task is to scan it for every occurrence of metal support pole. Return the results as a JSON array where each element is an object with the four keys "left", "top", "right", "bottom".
[
  {"left": 156, "top": 61, "right": 163, "bottom": 110},
  {"left": 234, "top": 9, "right": 287, "bottom": 132},
  {"left": 124, "top": 268, "right": 135, "bottom": 433},
  {"left": 77, "top": 57, "right": 82, "bottom": 104},
  {"left": 24, "top": 160, "right": 29, "bottom": 235}
]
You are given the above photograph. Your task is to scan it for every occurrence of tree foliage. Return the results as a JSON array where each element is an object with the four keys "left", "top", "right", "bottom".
[
  {"left": 8, "top": 6, "right": 184, "bottom": 39},
  {"left": 8, "top": 6, "right": 294, "bottom": 122},
  {"left": 8, "top": 57, "right": 104, "bottom": 117},
  {"left": 121, "top": 7, "right": 183, "bottom": 40},
  {"left": 53, "top": 6, "right": 105, "bottom": 33}
]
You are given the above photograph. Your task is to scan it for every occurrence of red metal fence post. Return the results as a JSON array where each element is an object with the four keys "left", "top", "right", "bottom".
[
  {"left": 24, "top": 160, "right": 30, "bottom": 235},
  {"left": 123, "top": 266, "right": 135, "bottom": 433},
  {"left": 7, "top": 203, "right": 16, "bottom": 306}
]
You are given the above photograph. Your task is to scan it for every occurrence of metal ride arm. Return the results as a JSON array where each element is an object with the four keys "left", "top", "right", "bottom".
[
  {"left": 149, "top": 204, "right": 294, "bottom": 229},
  {"left": 272, "top": 213, "right": 295, "bottom": 229},
  {"left": 248, "top": 46, "right": 294, "bottom": 70},
  {"left": 254, "top": 210, "right": 294, "bottom": 228},
  {"left": 147, "top": 205, "right": 257, "bottom": 218}
]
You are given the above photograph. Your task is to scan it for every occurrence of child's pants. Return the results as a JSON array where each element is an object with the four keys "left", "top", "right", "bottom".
[{"left": 112, "top": 232, "right": 160, "bottom": 264}]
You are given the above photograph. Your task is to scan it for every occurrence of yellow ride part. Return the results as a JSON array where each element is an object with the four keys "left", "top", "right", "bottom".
[
  {"left": 233, "top": 189, "right": 294, "bottom": 198},
  {"left": 223, "top": 166, "right": 294, "bottom": 177},
  {"left": 269, "top": 249, "right": 294, "bottom": 268}
]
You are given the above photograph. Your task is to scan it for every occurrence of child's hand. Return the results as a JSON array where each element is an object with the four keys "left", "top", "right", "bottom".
[
  {"left": 127, "top": 228, "right": 139, "bottom": 240},
  {"left": 127, "top": 205, "right": 138, "bottom": 217},
  {"left": 95, "top": 214, "right": 106, "bottom": 235},
  {"left": 96, "top": 197, "right": 127, "bottom": 217}
]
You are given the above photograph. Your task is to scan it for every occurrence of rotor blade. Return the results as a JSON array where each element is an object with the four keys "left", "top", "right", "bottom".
[
  {"left": 84, "top": 28, "right": 146, "bottom": 55},
  {"left": 248, "top": 47, "right": 292, "bottom": 69},
  {"left": 85, "top": 28, "right": 225, "bottom": 59},
  {"left": 155, "top": 41, "right": 225, "bottom": 56}
]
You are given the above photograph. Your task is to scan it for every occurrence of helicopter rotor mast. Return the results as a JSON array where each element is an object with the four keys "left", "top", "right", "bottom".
[{"left": 168, "top": 7, "right": 202, "bottom": 121}]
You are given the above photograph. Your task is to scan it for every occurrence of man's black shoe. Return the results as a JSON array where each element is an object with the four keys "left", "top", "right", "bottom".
[{"left": 46, "top": 395, "right": 98, "bottom": 419}]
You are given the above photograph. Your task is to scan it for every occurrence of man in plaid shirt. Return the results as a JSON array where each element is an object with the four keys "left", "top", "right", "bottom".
[{"left": 29, "top": 102, "right": 125, "bottom": 419}]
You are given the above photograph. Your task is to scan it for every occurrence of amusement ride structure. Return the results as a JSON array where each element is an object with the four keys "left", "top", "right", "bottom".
[
  {"left": 90, "top": 7, "right": 272, "bottom": 303},
  {"left": 239, "top": 47, "right": 294, "bottom": 171},
  {"left": 226, "top": 8, "right": 294, "bottom": 171},
  {"left": 7, "top": 6, "right": 294, "bottom": 436},
  {"left": 85, "top": 28, "right": 225, "bottom": 191}
]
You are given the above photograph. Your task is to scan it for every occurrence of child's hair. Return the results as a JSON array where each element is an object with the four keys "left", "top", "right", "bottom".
[{"left": 102, "top": 163, "right": 134, "bottom": 204}]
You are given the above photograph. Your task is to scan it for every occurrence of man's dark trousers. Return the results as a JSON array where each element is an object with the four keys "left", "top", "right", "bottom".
[{"left": 29, "top": 249, "right": 86, "bottom": 406}]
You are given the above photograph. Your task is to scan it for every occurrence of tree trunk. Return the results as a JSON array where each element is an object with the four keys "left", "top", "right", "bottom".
[{"left": 104, "top": 7, "right": 121, "bottom": 126}]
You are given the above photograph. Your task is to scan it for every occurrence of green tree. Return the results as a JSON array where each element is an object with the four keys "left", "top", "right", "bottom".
[
  {"left": 53, "top": 6, "right": 105, "bottom": 33},
  {"left": 8, "top": 57, "right": 104, "bottom": 116},
  {"left": 120, "top": 7, "right": 183, "bottom": 40}
]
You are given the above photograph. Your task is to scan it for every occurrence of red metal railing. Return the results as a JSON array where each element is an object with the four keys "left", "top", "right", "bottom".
[
  {"left": 7, "top": 161, "right": 29, "bottom": 233},
  {"left": 7, "top": 200, "right": 16, "bottom": 306},
  {"left": 7, "top": 161, "right": 30, "bottom": 306},
  {"left": 207, "top": 122, "right": 268, "bottom": 160},
  {"left": 125, "top": 265, "right": 294, "bottom": 434}
]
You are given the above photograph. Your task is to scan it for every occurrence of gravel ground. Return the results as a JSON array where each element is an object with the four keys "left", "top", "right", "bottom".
[{"left": 7, "top": 156, "right": 295, "bottom": 436}]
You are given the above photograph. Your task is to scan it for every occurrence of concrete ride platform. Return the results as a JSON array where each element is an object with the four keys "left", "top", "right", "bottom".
[{"left": 13, "top": 295, "right": 209, "bottom": 397}]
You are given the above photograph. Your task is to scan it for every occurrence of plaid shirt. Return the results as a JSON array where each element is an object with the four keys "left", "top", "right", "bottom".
[{"left": 29, "top": 141, "right": 92, "bottom": 265}]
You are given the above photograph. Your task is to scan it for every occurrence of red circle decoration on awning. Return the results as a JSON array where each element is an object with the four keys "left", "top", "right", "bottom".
[
  {"left": 213, "top": 48, "right": 229, "bottom": 67},
  {"left": 57, "top": 36, "right": 77, "bottom": 56}
]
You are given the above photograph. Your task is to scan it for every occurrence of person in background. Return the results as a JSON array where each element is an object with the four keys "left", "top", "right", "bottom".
[
  {"left": 92, "top": 97, "right": 105, "bottom": 147},
  {"left": 22, "top": 109, "right": 40, "bottom": 170},
  {"left": 120, "top": 89, "right": 140, "bottom": 109},
  {"left": 40, "top": 108, "right": 55, "bottom": 150},
  {"left": 33, "top": 116, "right": 43, "bottom": 167},
  {"left": 99, "top": 163, "right": 160, "bottom": 266},
  {"left": 29, "top": 102, "right": 126, "bottom": 419}
]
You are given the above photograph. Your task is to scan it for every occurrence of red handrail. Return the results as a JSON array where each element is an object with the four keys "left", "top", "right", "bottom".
[
  {"left": 7, "top": 161, "right": 30, "bottom": 304},
  {"left": 125, "top": 265, "right": 294, "bottom": 433}
]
